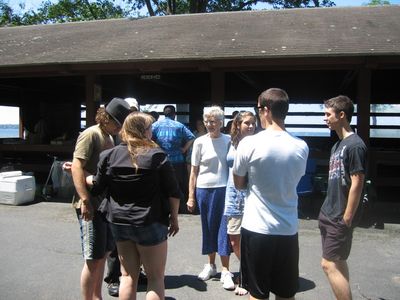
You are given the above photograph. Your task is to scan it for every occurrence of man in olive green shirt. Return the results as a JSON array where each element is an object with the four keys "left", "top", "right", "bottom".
[{"left": 71, "top": 98, "right": 130, "bottom": 300}]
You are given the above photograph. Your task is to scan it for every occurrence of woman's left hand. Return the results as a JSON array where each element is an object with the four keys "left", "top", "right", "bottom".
[{"left": 168, "top": 216, "right": 179, "bottom": 236}]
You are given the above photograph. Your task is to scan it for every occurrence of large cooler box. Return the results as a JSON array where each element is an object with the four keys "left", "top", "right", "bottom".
[{"left": 0, "top": 171, "right": 36, "bottom": 205}]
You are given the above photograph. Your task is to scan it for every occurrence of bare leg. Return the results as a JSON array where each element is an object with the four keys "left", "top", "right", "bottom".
[
  {"left": 208, "top": 252, "right": 216, "bottom": 266},
  {"left": 321, "top": 258, "right": 352, "bottom": 300},
  {"left": 220, "top": 255, "right": 230, "bottom": 272},
  {"left": 117, "top": 240, "right": 141, "bottom": 300},
  {"left": 138, "top": 240, "right": 168, "bottom": 300},
  {"left": 229, "top": 234, "right": 241, "bottom": 260},
  {"left": 81, "top": 257, "right": 107, "bottom": 300}
]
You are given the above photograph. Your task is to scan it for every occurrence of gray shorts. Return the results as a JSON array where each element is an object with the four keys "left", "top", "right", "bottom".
[
  {"left": 318, "top": 212, "right": 353, "bottom": 261},
  {"left": 76, "top": 209, "right": 115, "bottom": 260},
  {"left": 110, "top": 222, "right": 168, "bottom": 246}
]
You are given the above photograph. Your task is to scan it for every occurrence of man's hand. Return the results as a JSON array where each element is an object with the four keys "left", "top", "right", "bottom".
[
  {"left": 62, "top": 161, "right": 73, "bottom": 174},
  {"left": 342, "top": 214, "right": 352, "bottom": 227},
  {"left": 80, "top": 200, "right": 93, "bottom": 221}
]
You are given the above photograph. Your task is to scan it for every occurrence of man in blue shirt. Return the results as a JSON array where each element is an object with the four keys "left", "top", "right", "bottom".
[{"left": 152, "top": 105, "right": 195, "bottom": 213}]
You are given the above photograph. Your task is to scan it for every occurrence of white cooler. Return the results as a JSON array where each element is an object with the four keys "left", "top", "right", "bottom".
[{"left": 0, "top": 171, "right": 36, "bottom": 205}]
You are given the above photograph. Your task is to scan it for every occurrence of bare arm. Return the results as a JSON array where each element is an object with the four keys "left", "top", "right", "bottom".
[
  {"left": 343, "top": 172, "right": 365, "bottom": 227},
  {"left": 233, "top": 174, "right": 247, "bottom": 190},
  {"left": 186, "top": 165, "right": 199, "bottom": 213},
  {"left": 168, "top": 196, "right": 180, "bottom": 236},
  {"left": 181, "top": 139, "right": 194, "bottom": 154},
  {"left": 71, "top": 157, "right": 92, "bottom": 221}
]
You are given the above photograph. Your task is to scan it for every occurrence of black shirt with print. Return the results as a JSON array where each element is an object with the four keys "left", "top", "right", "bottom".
[{"left": 320, "top": 134, "right": 367, "bottom": 220}]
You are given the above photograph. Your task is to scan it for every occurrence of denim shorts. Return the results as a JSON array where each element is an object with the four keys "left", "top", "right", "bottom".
[
  {"left": 110, "top": 222, "right": 168, "bottom": 246},
  {"left": 76, "top": 209, "right": 115, "bottom": 260}
]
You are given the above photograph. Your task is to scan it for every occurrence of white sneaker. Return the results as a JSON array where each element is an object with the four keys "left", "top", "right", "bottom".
[
  {"left": 220, "top": 270, "right": 235, "bottom": 290},
  {"left": 198, "top": 264, "right": 217, "bottom": 281}
]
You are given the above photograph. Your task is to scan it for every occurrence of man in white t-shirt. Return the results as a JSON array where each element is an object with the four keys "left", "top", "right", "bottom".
[{"left": 233, "top": 88, "right": 309, "bottom": 300}]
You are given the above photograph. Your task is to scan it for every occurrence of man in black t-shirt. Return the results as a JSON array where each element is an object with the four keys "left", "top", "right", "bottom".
[{"left": 318, "top": 95, "right": 367, "bottom": 300}]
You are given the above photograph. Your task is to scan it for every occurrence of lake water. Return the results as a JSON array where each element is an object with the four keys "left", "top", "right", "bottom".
[{"left": 0, "top": 128, "right": 19, "bottom": 138}]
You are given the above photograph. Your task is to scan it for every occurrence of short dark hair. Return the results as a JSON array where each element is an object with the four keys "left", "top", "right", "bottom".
[
  {"left": 149, "top": 111, "right": 159, "bottom": 122},
  {"left": 258, "top": 88, "right": 289, "bottom": 120},
  {"left": 324, "top": 95, "right": 354, "bottom": 123},
  {"left": 164, "top": 105, "right": 176, "bottom": 118}
]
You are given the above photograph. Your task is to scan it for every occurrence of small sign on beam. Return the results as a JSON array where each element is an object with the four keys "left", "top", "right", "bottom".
[{"left": 140, "top": 74, "right": 161, "bottom": 80}]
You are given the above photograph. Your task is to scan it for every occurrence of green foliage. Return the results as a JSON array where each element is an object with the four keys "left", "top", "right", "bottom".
[
  {"left": 270, "top": 0, "right": 335, "bottom": 9},
  {"left": 0, "top": 0, "right": 22, "bottom": 25},
  {"left": 1, "top": 0, "right": 336, "bottom": 26},
  {"left": 366, "top": 0, "right": 391, "bottom": 5},
  {"left": 35, "top": 0, "right": 127, "bottom": 24},
  {"left": 1, "top": 0, "right": 127, "bottom": 26},
  {"left": 126, "top": 0, "right": 335, "bottom": 15}
]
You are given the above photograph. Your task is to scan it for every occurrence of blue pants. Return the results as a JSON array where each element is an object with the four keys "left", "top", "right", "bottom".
[{"left": 196, "top": 187, "right": 231, "bottom": 256}]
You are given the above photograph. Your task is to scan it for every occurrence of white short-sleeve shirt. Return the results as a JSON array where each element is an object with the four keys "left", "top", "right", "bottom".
[
  {"left": 191, "top": 133, "right": 230, "bottom": 188},
  {"left": 233, "top": 129, "right": 309, "bottom": 235}
]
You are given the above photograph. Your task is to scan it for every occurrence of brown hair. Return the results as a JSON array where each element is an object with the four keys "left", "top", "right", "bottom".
[
  {"left": 95, "top": 107, "right": 113, "bottom": 131},
  {"left": 324, "top": 95, "right": 354, "bottom": 123},
  {"left": 230, "top": 111, "right": 256, "bottom": 148},
  {"left": 120, "top": 112, "right": 158, "bottom": 170},
  {"left": 258, "top": 88, "right": 289, "bottom": 120}
]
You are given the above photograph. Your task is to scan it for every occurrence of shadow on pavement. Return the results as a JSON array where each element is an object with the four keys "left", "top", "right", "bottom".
[
  {"left": 136, "top": 274, "right": 207, "bottom": 293},
  {"left": 165, "top": 274, "right": 207, "bottom": 291}
]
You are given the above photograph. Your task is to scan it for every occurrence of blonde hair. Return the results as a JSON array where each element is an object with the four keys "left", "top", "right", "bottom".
[{"left": 120, "top": 112, "right": 158, "bottom": 170}]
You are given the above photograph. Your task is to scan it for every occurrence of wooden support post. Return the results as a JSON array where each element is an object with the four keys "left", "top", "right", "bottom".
[
  {"left": 85, "top": 75, "right": 100, "bottom": 127},
  {"left": 19, "top": 110, "right": 24, "bottom": 139},
  {"left": 210, "top": 71, "right": 225, "bottom": 107},
  {"left": 356, "top": 67, "right": 371, "bottom": 148}
]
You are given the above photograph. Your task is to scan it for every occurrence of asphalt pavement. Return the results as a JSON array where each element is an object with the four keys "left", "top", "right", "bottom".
[{"left": 1, "top": 200, "right": 399, "bottom": 300}]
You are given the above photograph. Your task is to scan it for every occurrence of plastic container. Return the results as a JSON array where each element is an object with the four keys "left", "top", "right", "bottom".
[{"left": 0, "top": 171, "right": 36, "bottom": 205}]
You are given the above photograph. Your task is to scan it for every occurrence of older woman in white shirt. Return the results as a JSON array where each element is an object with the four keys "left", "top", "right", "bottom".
[{"left": 187, "top": 106, "right": 234, "bottom": 290}]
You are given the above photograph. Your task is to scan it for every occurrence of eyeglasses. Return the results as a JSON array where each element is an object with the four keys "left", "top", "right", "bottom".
[{"left": 204, "top": 120, "right": 217, "bottom": 125}]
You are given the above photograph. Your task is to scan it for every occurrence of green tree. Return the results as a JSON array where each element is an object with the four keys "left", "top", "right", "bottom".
[
  {"left": 365, "top": 0, "right": 391, "bottom": 5},
  {"left": 0, "top": 0, "right": 23, "bottom": 25},
  {"left": 1, "top": 0, "right": 336, "bottom": 26},
  {"left": 35, "top": 0, "right": 127, "bottom": 24},
  {"left": 1, "top": 0, "right": 127, "bottom": 26},
  {"left": 129, "top": 0, "right": 335, "bottom": 15}
]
